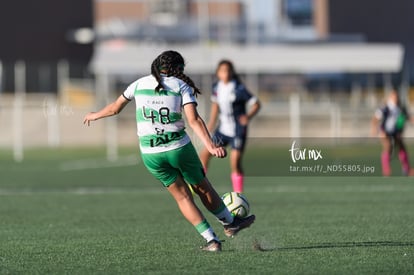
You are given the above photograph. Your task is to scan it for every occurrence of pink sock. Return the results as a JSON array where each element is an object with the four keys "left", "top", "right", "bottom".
[
  {"left": 381, "top": 152, "right": 391, "bottom": 176},
  {"left": 398, "top": 150, "right": 410, "bottom": 175},
  {"left": 231, "top": 172, "right": 244, "bottom": 193}
]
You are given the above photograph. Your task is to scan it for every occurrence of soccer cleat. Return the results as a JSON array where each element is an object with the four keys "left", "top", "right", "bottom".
[
  {"left": 200, "top": 240, "right": 222, "bottom": 252},
  {"left": 224, "top": 215, "right": 256, "bottom": 237}
]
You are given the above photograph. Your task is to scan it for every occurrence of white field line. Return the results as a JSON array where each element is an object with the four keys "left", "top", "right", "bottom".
[
  {"left": 0, "top": 187, "right": 157, "bottom": 196},
  {"left": 0, "top": 185, "right": 412, "bottom": 196},
  {"left": 59, "top": 155, "right": 140, "bottom": 171},
  {"left": 249, "top": 185, "right": 414, "bottom": 194}
]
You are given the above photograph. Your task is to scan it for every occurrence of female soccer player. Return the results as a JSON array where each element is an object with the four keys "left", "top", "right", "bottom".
[
  {"left": 200, "top": 60, "right": 261, "bottom": 193},
  {"left": 371, "top": 90, "right": 413, "bottom": 176},
  {"left": 83, "top": 51, "right": 255, "bottom": 251}
]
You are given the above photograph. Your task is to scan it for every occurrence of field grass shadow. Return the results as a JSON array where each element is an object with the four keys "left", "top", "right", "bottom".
[{"left": 253, "top": 240, "right": 414, "bottom": 252}]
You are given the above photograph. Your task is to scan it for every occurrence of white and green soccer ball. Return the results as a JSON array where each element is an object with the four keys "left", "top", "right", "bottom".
[{"left": 221, "top": 192, "right": 250, "bottom": 218}]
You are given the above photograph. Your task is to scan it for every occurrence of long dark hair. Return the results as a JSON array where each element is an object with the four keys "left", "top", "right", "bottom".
[
  {"left": 216, "top": 59, "right": 242, "bottom": 84},
  {"left": 151, "top": 50, "right": 201, "bottom": 96}
]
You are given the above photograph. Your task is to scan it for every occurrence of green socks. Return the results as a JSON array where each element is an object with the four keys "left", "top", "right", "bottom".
[{"left": 195, "top": 219, "right": 218, "bottom": 243}]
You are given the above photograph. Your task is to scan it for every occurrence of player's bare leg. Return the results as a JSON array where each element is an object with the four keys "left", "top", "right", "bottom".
[
  {"left": 167, "top": 175, "right": 221, "bottom": 251},
  {"left": 380, "top": 136, "right": 392, "bottom": 176},
  {"left": 167, "top": 176, "right": 204, "bottom": 225},
  {"left": 192, "top": 177, "right": 224, "bottom": 212}
]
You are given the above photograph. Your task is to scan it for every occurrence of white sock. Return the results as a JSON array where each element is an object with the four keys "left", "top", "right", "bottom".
[
  {"left": 200, "top": 228, "right": 218, "bottom": 243},
  {"left": 211, "top": 203, "right": 234, "bottom": 226}
]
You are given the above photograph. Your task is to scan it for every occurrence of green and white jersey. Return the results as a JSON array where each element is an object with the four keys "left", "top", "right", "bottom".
[{"left": 123, "top": 74, "right": 197, "bottom": 154}]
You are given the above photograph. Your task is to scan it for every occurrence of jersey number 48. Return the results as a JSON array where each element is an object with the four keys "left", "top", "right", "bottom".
[{"left": 142, "top": 106, "right": 171, "bottom": 124}]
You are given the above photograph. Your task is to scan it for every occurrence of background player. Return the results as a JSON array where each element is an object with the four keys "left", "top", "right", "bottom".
[
  {"left": 83, "top": 51, "right": 255, "bottom": 251},
  {"left": 371, "top": 90, "right": 414, "bottom": 176},
  {"left": 200, "top": 60, "right": 261, "bottom": 193}
]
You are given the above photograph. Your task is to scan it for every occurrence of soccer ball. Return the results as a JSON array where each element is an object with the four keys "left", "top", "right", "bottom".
[{"left": 221, "top": 192, "right": 250, "bottom": 218}]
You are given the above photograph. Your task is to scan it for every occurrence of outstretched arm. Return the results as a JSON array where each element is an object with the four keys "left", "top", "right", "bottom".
[
  {"left": 83, "top": 95, "right": 130, "bottom": 126},
  {"left": 183, "top": 103, "right": 226, "bottom": 158}
]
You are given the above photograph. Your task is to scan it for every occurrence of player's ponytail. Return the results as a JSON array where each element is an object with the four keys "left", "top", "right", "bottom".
[
  {"left": 169, "top": 70, "right": 201, "bottom": 97},
  {"left": 151, "top": 50, "right": 201, "bottom": 96},
  {"left": 151, "top": 58, "right": 164, "bottom": 92}
]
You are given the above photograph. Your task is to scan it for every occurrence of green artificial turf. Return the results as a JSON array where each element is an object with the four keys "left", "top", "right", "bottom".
[{"left": 0, "top": 145, "right": 413, "bottom": 274}]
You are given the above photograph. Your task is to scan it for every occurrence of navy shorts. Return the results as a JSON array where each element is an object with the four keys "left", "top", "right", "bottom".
[
  {"left": 212, "top": 131, "right": 247, "bottom": 151},
  {"left": 382, "top": 127, "right": 403, "bottom": 138}
]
